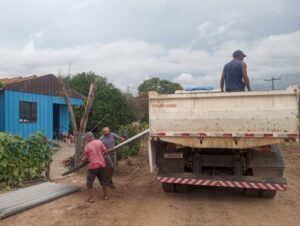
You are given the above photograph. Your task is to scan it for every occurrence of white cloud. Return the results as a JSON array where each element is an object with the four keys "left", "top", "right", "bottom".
[
  {"left": 247, "top": 31, "right": 300, "bottom": 79},
  {"left": 196, "top": 20, "right": 236, "bottom": 38},
  {"left": 0, "top": 31, "right": 299, "bottom": 92},
  {"left": 197, "top": 22, "right": 211, "bottom": 37},
  {"left": 174, "top": 73, "right": 218, "bottom": 88}
]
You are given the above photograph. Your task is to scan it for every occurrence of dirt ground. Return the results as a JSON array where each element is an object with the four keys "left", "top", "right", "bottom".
[{"left": 2, "top": 141, "right": 300, "bottom": 226}]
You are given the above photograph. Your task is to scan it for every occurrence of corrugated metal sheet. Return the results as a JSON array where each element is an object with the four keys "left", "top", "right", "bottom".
[
  {"left": 0, "top": 182, "right": 80, "bottom": 219},
  {"left": 2, "top": 74, "right": 84, "bottom": 99},
  {"left": 4, "top": 90, "right": 82, "bottom": 139},
  {"left": 0, "top": 76, "right": 37, "bottom": 84}
]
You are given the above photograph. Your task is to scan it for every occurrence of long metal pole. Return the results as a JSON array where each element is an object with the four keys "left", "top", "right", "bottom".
[{"left": 61, "top": 128, "right": 150, "bottom": 176}]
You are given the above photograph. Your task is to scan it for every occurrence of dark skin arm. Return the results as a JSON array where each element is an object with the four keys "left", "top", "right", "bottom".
[
  {"left": 220, "top": 70, "right": 225, "bottom": 92},
  {"left": 242, "top": 62, "right": 251, "bottom": 91}
]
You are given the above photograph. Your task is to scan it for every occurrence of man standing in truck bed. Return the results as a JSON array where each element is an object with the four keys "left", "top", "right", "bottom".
[{"left": 220, "top": 50, "right": 251, "bottom": 92}]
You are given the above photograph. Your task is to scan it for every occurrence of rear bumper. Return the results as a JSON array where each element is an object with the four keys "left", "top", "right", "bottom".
[{"left": 157, "top": 175, "right": 287, "bottom": 191}]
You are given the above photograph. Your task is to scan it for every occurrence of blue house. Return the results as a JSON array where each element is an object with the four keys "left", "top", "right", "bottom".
[{"left": 0, "top": 74, "right": 83, "bottom": 140}]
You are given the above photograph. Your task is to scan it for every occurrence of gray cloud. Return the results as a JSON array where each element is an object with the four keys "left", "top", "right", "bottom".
[{"left": 0, "top": 0, "right": 299, "bottom": 92}]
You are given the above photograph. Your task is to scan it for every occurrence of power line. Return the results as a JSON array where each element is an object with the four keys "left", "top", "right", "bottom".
[{"left": 264, "top": 77, "right": 281, "bottom": 90}]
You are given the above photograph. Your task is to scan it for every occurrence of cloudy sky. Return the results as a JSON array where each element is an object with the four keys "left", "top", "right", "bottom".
[{"left": 0, "top": 0, "right": 299, "bottom": 92}]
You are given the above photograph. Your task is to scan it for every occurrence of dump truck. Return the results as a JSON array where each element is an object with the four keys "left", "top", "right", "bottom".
[{"left": 148, "top": 86, "right": 299, "bottom": 198}]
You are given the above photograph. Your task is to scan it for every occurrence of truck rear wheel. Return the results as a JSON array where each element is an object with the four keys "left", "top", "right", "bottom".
[
  {"left": 260, "top": 190, "right": 277, "bottom": 198},
  {"left": 175, "top": 184, "right": 188, "bottom": 193},
  {"left": 245, "top": 189, "right": 260, "bottom": 197},
  {"left": 162, "top": 183, "right": 175, "bottom": 192}
]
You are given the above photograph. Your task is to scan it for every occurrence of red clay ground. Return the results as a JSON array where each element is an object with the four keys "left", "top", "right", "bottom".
[{"left": 2, "top": 141, "right": 300, "bottom": 226}]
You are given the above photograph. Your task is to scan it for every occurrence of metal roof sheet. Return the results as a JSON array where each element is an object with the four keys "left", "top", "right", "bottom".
[
  {"left": 0, "top": 76, "right": 37, "bottom": 84},
  {"left": 0, "top": 74, "right": 85, "bottom": 99},
  {"left": 0, "top": 182, "right": 80, "bottom": 219}
]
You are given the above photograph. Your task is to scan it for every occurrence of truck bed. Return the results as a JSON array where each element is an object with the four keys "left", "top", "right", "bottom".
[{"left": 149, "top": 86, "right": 299, "bottom": 149}]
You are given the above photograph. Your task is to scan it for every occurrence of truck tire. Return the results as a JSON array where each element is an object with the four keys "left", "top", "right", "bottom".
[
  {"left": 245, "top": 189, "right": 260, "bottom": 197},
  {"left": 175, "top": 184, "right": 188, "bottom": 193},
  {"left": 248, "top": 145, "right": 282, "bottom": 199},
  {"left": 260, "top": 190, "right": 277, "bottom": 198},
  {"left": 162, "top": 183, "right": 175, "bottom": 192}
]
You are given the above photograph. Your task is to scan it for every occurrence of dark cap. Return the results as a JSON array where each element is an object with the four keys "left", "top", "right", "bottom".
[{"left": 233, "top": 50, "right": 246, "bottom": 58}]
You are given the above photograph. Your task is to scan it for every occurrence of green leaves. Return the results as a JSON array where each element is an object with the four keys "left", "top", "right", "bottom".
[
  {"left": 138, "top": 77, "right": 182, "bottom": 94},
  {"left": 117, "top": 122, "right": 148, "bottom": 160},
  {"left": 0, "top": 81, "right": 4, "bottom": 90},
  {"left": 0, "top": 132, "right": 53, "bottom": 188},
  {"left": 64, "top": 72, "right": 137, "bottom": 134}
]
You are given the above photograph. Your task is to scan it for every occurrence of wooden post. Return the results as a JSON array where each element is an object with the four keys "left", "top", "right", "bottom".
[
  {"left": 74, "top": 132, "right": 86, "bottom": 167},
  {"left": 79, "top": 83, "right": 96, "bottom": 132}
]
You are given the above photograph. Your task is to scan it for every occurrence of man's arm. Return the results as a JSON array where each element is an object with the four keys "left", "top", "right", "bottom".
[
  {"left": 242, "top": 62, "right": 251, "bottom": 91},
  {"left": 112, "top": 133, "right": 125, "bottom": 142},
  {"left": 100, "top": 141, "right": 108, "bottom": 154},
  {"left": 220, "top": 70, "right": 225, "bottom": 92},
  {"left": 82, "top": 147, "right": 89, "bottom": 162}
]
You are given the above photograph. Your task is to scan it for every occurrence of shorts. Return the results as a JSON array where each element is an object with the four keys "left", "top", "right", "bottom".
[
  {"left": 86, "top": 168, "right": 108, "bottom": 188},
  {"left": 105, "top": 152, "right": 117, "bottom": 168}
]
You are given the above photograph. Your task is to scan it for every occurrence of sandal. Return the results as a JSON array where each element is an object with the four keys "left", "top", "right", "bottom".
[
  {"left": 103, "top": 196, "right": 108, "bottom": 200},
  {"left": 85, "top": 199, "right": 95, "bottom": 203}
]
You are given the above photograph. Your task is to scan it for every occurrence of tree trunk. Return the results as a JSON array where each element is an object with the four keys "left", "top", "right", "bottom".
[
  {"left": 60, "top": 81, "right": 78, "bottom": 133},
  {"left": 60, "top": 79, "right": 97, "bottom": 167},
  {"left": 79, "top": 83, "right": 96, "bottom": 132},
  {"left": 74, "top": 132, "right": 85, "bottom": 167}
]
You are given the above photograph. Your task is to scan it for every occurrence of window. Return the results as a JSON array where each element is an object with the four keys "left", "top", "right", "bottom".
[{"left": 19, "top": 101, "right": 37, "bottom": 123}]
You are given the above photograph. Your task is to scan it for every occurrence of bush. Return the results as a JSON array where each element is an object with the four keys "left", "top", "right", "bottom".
[
  {"left": 0, "top": 132, "right": 52, "bottom": 188},
  {"left": 117, "top": 122, "right": 148, "bottom": 160},
  {"left": 0, "top": 81, "right": 4, "bottom": 90}
]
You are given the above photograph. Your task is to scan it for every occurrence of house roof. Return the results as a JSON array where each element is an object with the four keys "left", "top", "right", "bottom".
[
  {"left": 0, "top": 74, "right": 84, "bottom": 99},
  {"left": 0, "top": 75, "right": 38, "bottom": 84}
]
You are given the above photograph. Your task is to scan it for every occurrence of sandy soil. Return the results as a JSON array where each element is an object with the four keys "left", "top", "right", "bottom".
[{"left": 1, "top": 141, "right": 300, "bottom": 226}]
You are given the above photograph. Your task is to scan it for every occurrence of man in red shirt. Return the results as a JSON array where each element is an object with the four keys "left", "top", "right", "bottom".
[{"left": 83, "top": 132, "right": 109, "bottom": 202}]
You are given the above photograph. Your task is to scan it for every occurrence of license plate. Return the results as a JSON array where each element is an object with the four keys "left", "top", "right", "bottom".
[{"left": 164, "top": 153, "right": 183, "bottom": 159}]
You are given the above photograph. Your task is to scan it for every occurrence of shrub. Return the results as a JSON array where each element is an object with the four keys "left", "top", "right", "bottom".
[
  {"left": 117, "top": 122, "right": 148, "bottom": 160},
  {"left": 0, "top": 132, "right": 52, "bottom": 188}
]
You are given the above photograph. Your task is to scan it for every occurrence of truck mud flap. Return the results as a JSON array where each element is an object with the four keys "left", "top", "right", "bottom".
[{"left": 157, "top": 175, "right": 287, "bottom": 191}]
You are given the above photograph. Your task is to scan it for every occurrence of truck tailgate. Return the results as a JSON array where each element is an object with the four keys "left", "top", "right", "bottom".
[{"left": 149, "top": 86, "right": 299, "bottom": 148}]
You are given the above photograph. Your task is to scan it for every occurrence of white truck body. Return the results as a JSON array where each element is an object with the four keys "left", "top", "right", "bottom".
[
  {"left": 148, "top": 86, "right": 299, "bottom": 197},
  {"left": 149, "top": 86, "right": 298, "bottom": 148}
]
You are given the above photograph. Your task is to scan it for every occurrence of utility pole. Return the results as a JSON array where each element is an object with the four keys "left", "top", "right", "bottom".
[
  {"left": 265, "top": 77, "right": 281, "bottom": 90},
  {"left": 68, "top": 61, "right": 72, "bottom": 76},
  {"left": 126, "top": 86, "right": 130, "bottom": 100}
]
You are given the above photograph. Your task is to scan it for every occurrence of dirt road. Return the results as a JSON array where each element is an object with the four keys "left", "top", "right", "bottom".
[{"left": 2, "top": 142, "right": 300, "bottom": 226}]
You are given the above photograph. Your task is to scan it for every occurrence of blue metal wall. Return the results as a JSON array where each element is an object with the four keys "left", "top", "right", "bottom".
[
  {"left": 4, "top": 90, "right": 82, "bottom": 139},
  {"left": 59, "top": 105, "right": 69, "bottom": 135},
  {"left": 0, "top": 91, "right": 4, "bottom": 132}
]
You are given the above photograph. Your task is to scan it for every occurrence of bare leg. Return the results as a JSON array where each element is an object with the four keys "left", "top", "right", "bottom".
[
  {"left": 107, "top": 168, "right": 113, "bottom": 182},
  {"left": 87, "top": 188, "right": 95, "bottom": 203},
  {"left": 103, "top": 186, "right": 108, "bottom": 200}
]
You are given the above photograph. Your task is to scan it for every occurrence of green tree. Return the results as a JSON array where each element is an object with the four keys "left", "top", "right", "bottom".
[
  {"left": 138, "top": 77, "right": 182, "bottom": 94},
  {"left": 64, "top": 72, "right": 136, "bottom": 135}
]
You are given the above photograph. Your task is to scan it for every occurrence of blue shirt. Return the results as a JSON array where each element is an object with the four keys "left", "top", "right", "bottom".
[
  {"left": 223, "top": 60, "right": 245, "bottom": 91},
  {"left": 100, "top": 133, "right": 121, "bottom": 150}
]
